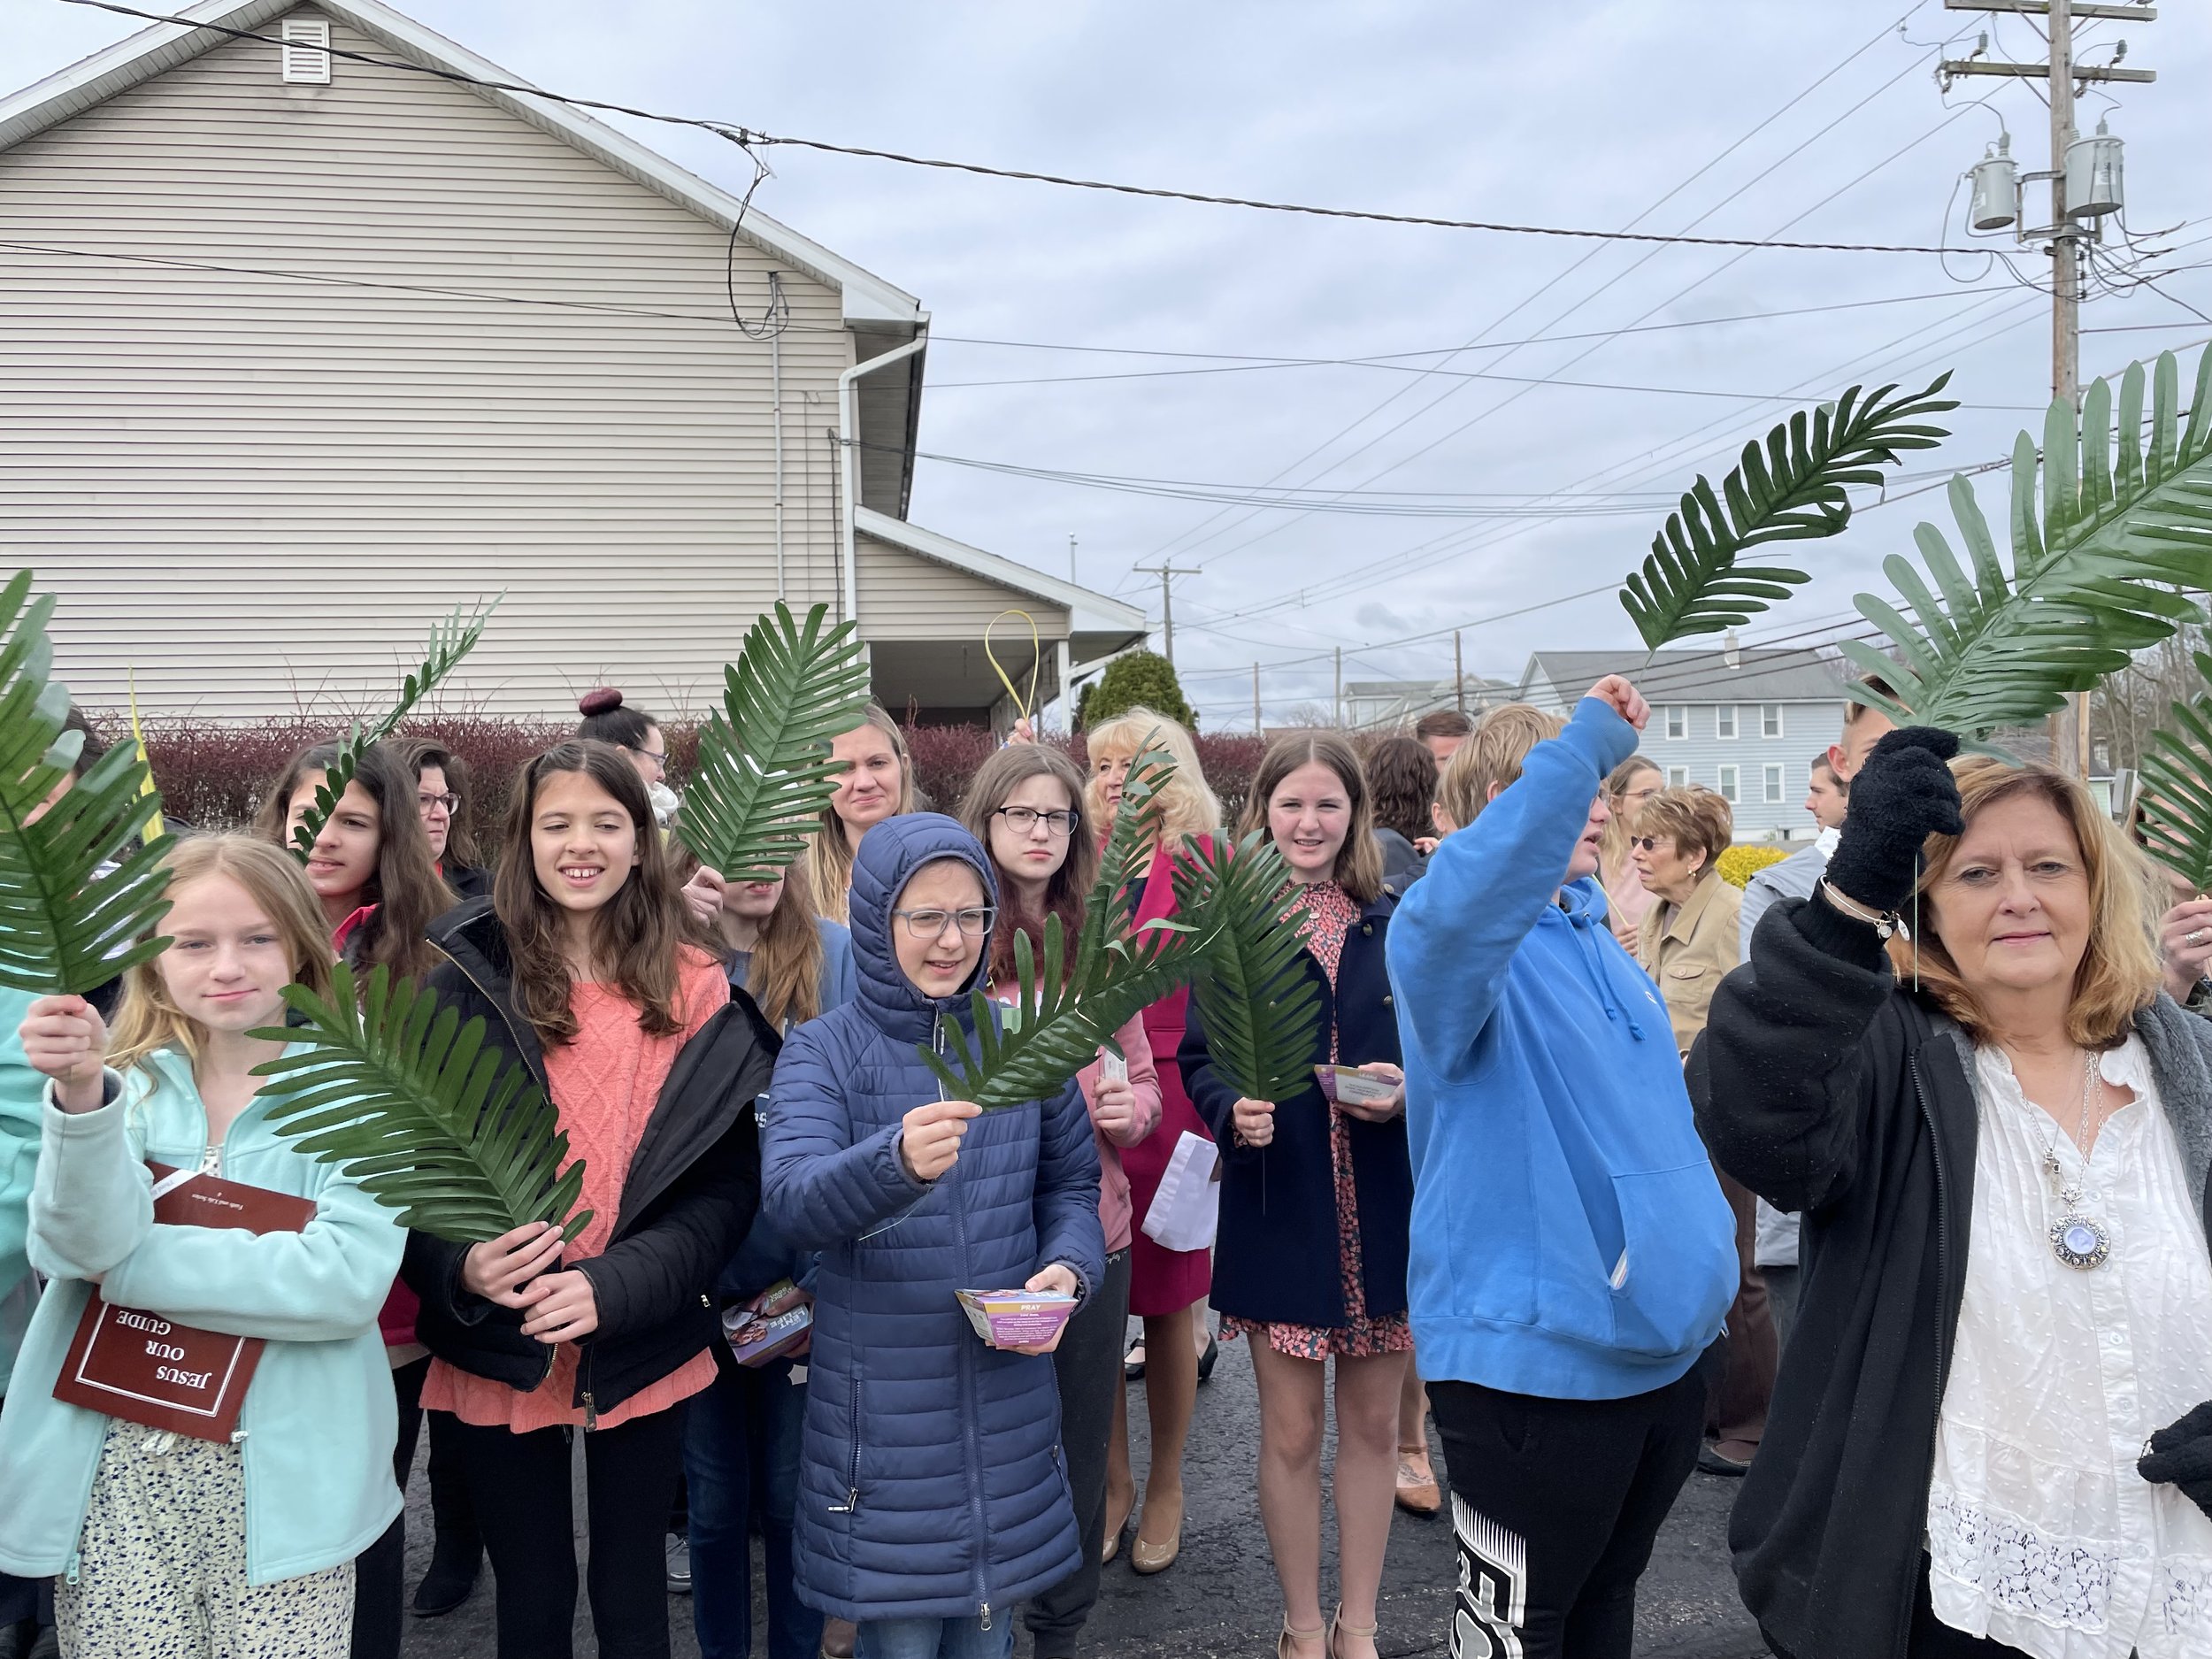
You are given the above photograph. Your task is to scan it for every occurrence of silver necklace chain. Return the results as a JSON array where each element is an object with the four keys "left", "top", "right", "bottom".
[{"left": 2039, "top": 1049, "right": 2112, "bottom": 1271}]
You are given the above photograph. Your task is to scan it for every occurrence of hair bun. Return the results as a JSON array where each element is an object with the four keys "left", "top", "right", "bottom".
[{"left": 578, "top": 687, "right": 625, "bottom": 716}]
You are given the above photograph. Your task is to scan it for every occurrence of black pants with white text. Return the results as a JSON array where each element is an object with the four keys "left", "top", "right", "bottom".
[{"left": 1428, "top": 1343, "right": 1718, "bottom": 1659}]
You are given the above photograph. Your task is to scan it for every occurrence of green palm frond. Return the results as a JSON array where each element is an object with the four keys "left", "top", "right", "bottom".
[
  {"left": 291, "top": 597, "right": 501, "bottom": 860},
  {"left": 1843, "top": 348, "right": 2212, "bottom": 735},
  {"left": 918, "top": 742, "right": 1196, "bottom": 1110},
  {"left": 1171, "top": 833, "right": 1325, "bottom": 1105},
  {"left": 1620, "top": 374, "right": 1956, "bottom": 649},
  {"left": 251, "top": 963, "right": 590, "bottom": 1244},
  {"left": 0, "top": 570, "right": 172, "bottom": 993},
  {"left": 674, "top": 603, "right": 872, "bottom": 880},
  {"left": 2139, "top": 650, "right": 2212, "bottom": 893}
]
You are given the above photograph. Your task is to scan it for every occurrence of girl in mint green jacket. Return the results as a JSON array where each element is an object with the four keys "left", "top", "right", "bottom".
[{"left": 0, "top": 834, "right": 403, "bottom": 1659}]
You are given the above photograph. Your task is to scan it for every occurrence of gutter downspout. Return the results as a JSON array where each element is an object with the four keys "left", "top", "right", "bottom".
[
  {"left": 837, "top": 330, "right": 928, "bottom": 627},
  {"left": 771, "top": 273, "right": 786, "bottom": 603}
]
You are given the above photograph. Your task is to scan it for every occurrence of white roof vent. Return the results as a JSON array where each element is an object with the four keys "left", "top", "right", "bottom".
[{"left": 280, "top": 18, "right": 332, "bottom": 84}]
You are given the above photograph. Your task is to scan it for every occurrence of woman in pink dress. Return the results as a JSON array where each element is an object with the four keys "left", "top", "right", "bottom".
[{"left": 1082, "top": 707, "right": 1224, "bottom": 1576}]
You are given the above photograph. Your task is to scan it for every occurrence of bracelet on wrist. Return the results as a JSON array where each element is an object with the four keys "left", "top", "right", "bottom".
[{"left": 1819, "top": 879, "right": 1912, "bottom": 942}]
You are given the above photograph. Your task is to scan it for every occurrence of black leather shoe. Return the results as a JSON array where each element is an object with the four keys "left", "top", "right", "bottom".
[
  {"left": 1195, "top": 1333, "right": 1219, "bottom": 1385},
  {"left": 411, "top": 1551, "right": 480, "bottom": 1617}
]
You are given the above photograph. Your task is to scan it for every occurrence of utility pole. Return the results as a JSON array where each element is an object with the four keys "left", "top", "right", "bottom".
[
  {"left": 1942, "top": 0, "right": 2155, "bottom": 778},
  {"left": 1252, "top": 663, "right": 1263, "bottom": 733},
  {"left": 1131, "top": 564, "right": 1201, "bottom": 667},
  {"left": 1068, "top": 534, "right": 1078, "bottom": 586},
  {"left": 1454, "top": 629, "right": 1466, "bottom": 715},
  {"left": 1333, "top": 646, "right": 1344, "bottom": 729}
]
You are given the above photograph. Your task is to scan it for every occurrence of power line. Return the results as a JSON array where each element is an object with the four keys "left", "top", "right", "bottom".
[{"left": 57, "top": 0, "right": 1984, "bottom": 257}]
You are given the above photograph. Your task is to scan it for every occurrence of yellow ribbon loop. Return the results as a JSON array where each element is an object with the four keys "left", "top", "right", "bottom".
[
  {"left": 127, "top": 668, "right": 163, "bottom": 844},
  {"left": 984, "top": 609, "right": 1042, "bottom": 726}
]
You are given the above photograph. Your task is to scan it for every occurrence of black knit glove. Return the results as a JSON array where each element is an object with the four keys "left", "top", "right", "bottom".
[
  {"left": 1823, "top": 726, "right": 1965, "bottom": 916},
  {"left": 2139, "top": 1400, "right": 2212, "bottom": 1522}
]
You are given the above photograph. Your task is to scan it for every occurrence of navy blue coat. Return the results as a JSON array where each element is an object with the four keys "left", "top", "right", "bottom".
[
  {"left": 1179, "top": 889, "right": 1412, "bottom": 1330},
  {"left": 761, "top": 814, "right": 1105, "bottom": 1624}
]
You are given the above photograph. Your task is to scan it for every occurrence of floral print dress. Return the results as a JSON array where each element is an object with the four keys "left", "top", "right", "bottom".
[{"left": 1223, "top": 880, "right": 1414, "bottom": 1362}]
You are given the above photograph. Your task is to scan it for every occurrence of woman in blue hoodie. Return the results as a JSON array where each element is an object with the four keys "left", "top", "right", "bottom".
[
  {"left": 760, "top": 814, "right": 1105, "bottom": 1659},
  {"left": 1386, "top": 681, "right": 1735, "bottom": 1659}
]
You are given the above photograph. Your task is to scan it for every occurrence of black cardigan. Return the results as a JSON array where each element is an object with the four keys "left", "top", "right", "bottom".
[
  {"left": 1688, "top": 894, "right": 2212, "bottom": 1659},
  {"left": 1179, "top": 890, "right": 1411, "bottom": 1330},
  {"left": 402, "top": 900, "right": 775, "bottom": 1419}
]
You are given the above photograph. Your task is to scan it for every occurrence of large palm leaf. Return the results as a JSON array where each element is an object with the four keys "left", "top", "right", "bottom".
[
  {"left": 1843, "top": 348, "right": 2212, "bottom": 734},
  {"left": 289, "top": 597, "right": 500, "bottom": 859},
  {"left": 918, "top": 744, "right": 1198, "bottom": 1109},
  {"left": 251, "top": 963, "right": 590, "bottom": 1244},
  {"left": 1171, "top": 833, "right": 1325, "bottom": 1105},
  {"left": 674, "top": 602, "right": 872, "bottom": 880},
  {"left": 1620, "top": 374, "right": 1955, "bottom": 649},
  {"left": 2138, "top": 650, "right": 2212, "bottom": 893},
  {"left": 0, "top": 570, "right": 172, "bottom": 993}
]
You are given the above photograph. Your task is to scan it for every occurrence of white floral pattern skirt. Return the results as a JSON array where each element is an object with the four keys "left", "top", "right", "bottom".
[{"left": 55, "top": 1419, "right": 353, "bottom": 1659}]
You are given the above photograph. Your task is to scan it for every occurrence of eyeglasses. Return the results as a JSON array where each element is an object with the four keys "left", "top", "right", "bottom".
[
  {"left": 891, "top": 906, "right": 996, "bottom": 940},
  {"left": 993, "top": 805, "right": 1078, "bottom": 837},
  {"left": 630, "top": 745, "right": 667, "bottom": 772},
  {"left": 418, "top": 792, "right": 460, "bottom": 815},
  {"left": 1630, "top": 835, "right": 1671, "bottom": 852}
]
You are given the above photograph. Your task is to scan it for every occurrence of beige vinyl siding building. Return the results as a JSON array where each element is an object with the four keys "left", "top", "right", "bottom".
[{"left": 0, "top": 0, "right": 1142, "bottom": 726}]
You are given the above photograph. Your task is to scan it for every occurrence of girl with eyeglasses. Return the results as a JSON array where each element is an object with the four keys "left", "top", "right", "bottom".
[
  {"left": 761, "top": 813, "right": 1105, "bottom": 1659},
  {"left": 403, "top": 741, "right": 771, "bottom": 1659},
  {"left": 959, "top": 747, "right": 1161, "bottom": 1659}
]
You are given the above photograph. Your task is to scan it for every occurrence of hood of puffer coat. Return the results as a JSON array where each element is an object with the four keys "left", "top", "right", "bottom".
[{"left": 847, "top": 812, "right": 1001, "bottom": 1044}]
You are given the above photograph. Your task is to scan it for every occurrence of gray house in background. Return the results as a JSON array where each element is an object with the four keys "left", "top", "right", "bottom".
[
  {"left": 1343, "top": 675, "right": 1517, "bottom": 728},
  {"left": 1518, "top": 649, "right": 1850, "bottom": 841}
]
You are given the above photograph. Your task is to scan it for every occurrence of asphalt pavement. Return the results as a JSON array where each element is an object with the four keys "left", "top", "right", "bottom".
[{"left": 398, "top": 1334, "right": 1767, "bottom": 1658}]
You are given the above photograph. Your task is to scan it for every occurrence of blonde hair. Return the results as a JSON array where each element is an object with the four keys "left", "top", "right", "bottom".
[
  {"left": 806, "top": 703, "right": 917, "bottom": 925},
  {"left": 1081, "top": 706, "right": 1222, "bottom": 850},
  {"left": 108, "top": 835, "right": 339, "bottom": 1073},
  {"left": 1635, "top": 785, "right": 1732, "bottom": 877},
  {"left": 1436, "top": 704, "right": 1566, "bottom": 832},
  {"left": 1239, "top": 733, "right": 1384, "bottom": 904},
  {"left": 1597, "top": 754, "right": 1663, "bottom": 888},
  {"left": 1890, "top": 757, "right": 2162, "bottom": 1048}
]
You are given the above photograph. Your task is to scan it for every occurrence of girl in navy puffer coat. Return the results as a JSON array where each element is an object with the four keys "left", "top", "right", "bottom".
[{"left": 761, "top": 814, "right": 1105, "bottom": 1659}]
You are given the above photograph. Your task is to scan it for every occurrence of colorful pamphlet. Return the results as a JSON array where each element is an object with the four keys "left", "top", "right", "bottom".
[
  {"left": 1314, "top": 1065, "right": 1399, "bottom": 1108},
  {"left": 722, "top": 1280, "right": 814, "bottom": 1367},
  {"left": 956, "top": 1288, "right": 1079, "bottom": 1350}
]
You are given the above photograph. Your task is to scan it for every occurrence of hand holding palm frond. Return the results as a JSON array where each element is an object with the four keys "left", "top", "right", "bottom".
[
  {"left": 252, "top": 963, "right": 590, "bottom": 1244},
  {"left": 1620, "top": 374, "right": 1955, "bottom": 649},
  {"left": 919, "top": 743, "right": 1193, "bottom": 1109},
  {"left": 291, "top": 598, "right": 501, "bottom": 859},
  {"left": 2139, "top": 652, "right": 2212, "bottom": 893},
  {"left": 1171, "top": 833, "right": 1324, "bottom": 1105},
  {"left": 675, "top": 603, "right": 872, "bottom": 880},
  {"left": 0, "top": 570, "right": 171, "bottom": 993},
  {"left": 1845, "top": 348, "right": 2212, "bottom": 735}
]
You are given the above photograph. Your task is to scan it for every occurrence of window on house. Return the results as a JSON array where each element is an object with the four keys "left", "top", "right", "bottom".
[
  {"left": 1716, "top": 704, "right": 1738, "bottom": 740},
  {"left": 280, "top": 18, "right": 332, "bottom": 83},
  {"left": 1718, "top": 764, "right": 1740, "bottom": 803},
  {"left": 1764, "top": 763, "right": 1785, "bottom": 803},
  {"left": 1763, "top": 703, "right": 1783, "bottom": 738},
  {"left": 1667, "top": 766, "right": 1688, "bottom": 787},
  {"left": 1664, "top": 706, "right": 1686, "bottom": 740}
]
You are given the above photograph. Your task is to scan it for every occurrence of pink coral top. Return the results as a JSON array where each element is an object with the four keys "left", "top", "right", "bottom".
[{"left": 424, "top": 948, "right": 728, "bottom": 1432}]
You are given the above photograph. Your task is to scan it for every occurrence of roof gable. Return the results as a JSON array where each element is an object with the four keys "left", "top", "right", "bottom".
[{"left": 0, "top": 0, "right": 921, "bottom": 325}]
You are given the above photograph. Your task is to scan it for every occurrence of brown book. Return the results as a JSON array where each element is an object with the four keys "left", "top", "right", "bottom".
[{"left": 51, "top": 1161, "right": 317, "bottom": 1441}]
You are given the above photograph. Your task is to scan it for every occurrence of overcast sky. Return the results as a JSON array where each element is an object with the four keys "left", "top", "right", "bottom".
[{"left": 11, "top": 0, "right": 2212, "bottom": 726}]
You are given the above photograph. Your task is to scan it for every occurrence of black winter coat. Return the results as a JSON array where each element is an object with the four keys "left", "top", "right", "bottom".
[
  {"left": 1179, "top": 889, "right": 1412, "bottom": 1329},
  {"left": 1689, "top": 894, "right": 2212, "bottom": 1659},
  {"left": 403, "top": 899, "right": 773, "bottom": 1420}
]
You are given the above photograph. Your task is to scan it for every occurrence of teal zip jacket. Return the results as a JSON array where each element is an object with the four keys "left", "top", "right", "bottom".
[
  {"left": 1385, "top": 697, "right": 1735, "bottom": 1400},
  {"left": 0, "top": 988, "right": 42, "bottom": 1396},
  {"left": 0, "top": 1047, "right": 403, "bottom": 1586}
]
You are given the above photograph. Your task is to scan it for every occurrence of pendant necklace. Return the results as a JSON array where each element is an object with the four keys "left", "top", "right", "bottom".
[{"left": 2042, "top": 1050, "right": 2111, "bottom": 1271}]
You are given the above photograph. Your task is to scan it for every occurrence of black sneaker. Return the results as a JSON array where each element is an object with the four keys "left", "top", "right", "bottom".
[{"left": 666, "top": 1532, "right": 693, "bottom": 1594}]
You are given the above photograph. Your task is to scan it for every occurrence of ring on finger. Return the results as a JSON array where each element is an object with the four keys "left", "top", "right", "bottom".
[{"left": 2190, "top": 929, "right": 2207, "bottom": 947}]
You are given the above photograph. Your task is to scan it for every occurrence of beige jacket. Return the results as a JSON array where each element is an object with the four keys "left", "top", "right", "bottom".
[{"left": 1639, "top": 873, "right": 1743, "bottom": 1060}]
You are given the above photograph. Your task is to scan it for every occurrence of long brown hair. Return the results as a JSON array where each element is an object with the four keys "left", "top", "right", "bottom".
[
  {"left": 959, "top": 744, "right": 1097, "bottom": 987},
  {"left": 744, "top": 851, "right": 830, "bottom": 1031},
  {"left": 806, "top": 703, "right": 917, "bottom": 924},
  {"left": 396, "top": 736, "right": 483, "bottom": 871},
  {"left": 1239, "top": 733, "right": 1384, "bottom": 904},
  {"left": 1890, "top": 757, "right": 2161, "bottom": 1049},
  {"left": 108, "top": 836, "right": 339, "bottom": 1073},
  {"left": 494, "top": 740, "right": 697, "bottom": 1047},
  {"left": 253, "top": 738, "right": 450, "bottom": 984}
]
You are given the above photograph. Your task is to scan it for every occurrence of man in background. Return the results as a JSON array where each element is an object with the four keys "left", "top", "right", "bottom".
[{"left": 1414, "top": 708, "right": 1473, "bottom": 765}]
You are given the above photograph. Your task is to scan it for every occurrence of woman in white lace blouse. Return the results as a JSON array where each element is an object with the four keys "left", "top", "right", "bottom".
[{"left": 1691, "top": 728, "right": 2212, "bottom": 1659}]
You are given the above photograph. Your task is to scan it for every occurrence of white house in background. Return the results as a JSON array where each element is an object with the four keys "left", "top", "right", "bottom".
[
  {"left": 0, "top": 0, "right": 1143, "bottom": 726},
  {"left": 1517, "top": 648, "right": 1851, "bottom": 841},
  {"left": 1342, "top": 676, "right": 1517, "bottom": 729}
]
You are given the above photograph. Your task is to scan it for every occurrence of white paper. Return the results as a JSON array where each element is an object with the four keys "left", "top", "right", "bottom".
[{"left": 1141, "top": 1130, "right": 1221, "bottom": 1253}]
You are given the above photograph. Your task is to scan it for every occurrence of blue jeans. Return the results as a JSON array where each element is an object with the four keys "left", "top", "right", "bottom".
[
  {"left": 685, "top": 1351, "right": 821, "bottom": 1659},
  {"left": 855, "top": 1616, "right": 1016, "bottom": 1659}
]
